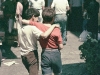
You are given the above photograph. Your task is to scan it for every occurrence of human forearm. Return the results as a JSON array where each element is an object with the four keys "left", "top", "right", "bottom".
[
  {"left": 58, "top": 44, "right": 63, "bottom": 50},
  {"left": 22, "top": 19, "right": 30, "bottom": 24},
  {"left": 66, "top": 6, "right": 70, "bottom": 11},
  {"left": 42, "top": 6, "right": 45, "bottom": 10},
  {"left": 40, "top": 25, "right": 56, "bottom": 38},
  {"left": 41, "top": 25, "right": 59, "bottom": 38}
]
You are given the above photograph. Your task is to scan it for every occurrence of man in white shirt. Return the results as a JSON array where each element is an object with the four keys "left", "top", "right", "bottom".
[
  {"left": 28, "top": 0, "right": 45, "bottom": 23},
  {"left": 51, "top": 0, "right": 69, "bottom": 45},
  {"left": 18, "top": 8, "right": 59, "bottom": 75}
]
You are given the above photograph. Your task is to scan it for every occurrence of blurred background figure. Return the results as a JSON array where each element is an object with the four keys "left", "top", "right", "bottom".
[
  {"left": 16, "top": 0, "right": 23, "bottom": 25},
  {"left": 45, "top": 0, "right": 53, "bottom": 7},
  {"left": 69, "top": 0, "right": 84, "bottom": 31},
  {"left": 51, "top": 0, "right": 70, "bottom": 45},
  {"left": 1, "top": 0, "right": 16, "bottom": 34},
  {"left": 86, "top": 0, "right": 99, "bottom": 40},
  {"left": 0, "top": 0, "right": 5, "bottom": 9},
  {"left": 22, "top": 0, "right": 29, "bottom": 19},
  {"left": 28, "top": 0, "right": 45, "bottom": 23}
]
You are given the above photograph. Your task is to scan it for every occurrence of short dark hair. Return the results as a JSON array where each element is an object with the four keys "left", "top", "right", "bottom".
[
  {"left": 25, "top": 8, "right": 40, "bottom": 19},
  {"left": 42, "top": 7, "right": 55, "bottom": 23}
]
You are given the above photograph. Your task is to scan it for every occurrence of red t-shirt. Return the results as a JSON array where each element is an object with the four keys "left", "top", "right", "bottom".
[{"left": 29, "top": 21, "right": 62, "bottom": 49}]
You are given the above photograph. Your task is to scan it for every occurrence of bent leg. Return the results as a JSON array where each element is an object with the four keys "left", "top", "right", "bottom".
[{"left": 21, "top": 50, "right": 39, "bottom": 75}]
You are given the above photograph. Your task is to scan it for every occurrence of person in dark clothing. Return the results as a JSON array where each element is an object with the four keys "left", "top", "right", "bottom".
[
  {"left": 82, "top": 0, "right": 91, "bottom": 31},
  {"left": 69, "top": 0, "right": 84, "bottom": 32},
  {"left": 22, "top": 0, "right": 29, "bottom": 19},
  {"left": 1, "top": 0, "right": 17, "bottom": 34},
  {"left": 87, "top": 0, "right": 99, "bottom": 40}
]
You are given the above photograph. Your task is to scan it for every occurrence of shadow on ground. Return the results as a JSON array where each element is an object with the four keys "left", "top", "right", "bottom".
[
  {"left": 70, "top": 31, "right": 82, "bottom": 37},
  {"left": 2, "top": 45, "right": 17, "bottom": 59},
  {"left": 62, "top": 63, "right": 88, "bottom": 75}
]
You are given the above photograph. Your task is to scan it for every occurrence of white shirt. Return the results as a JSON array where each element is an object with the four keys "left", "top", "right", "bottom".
[
  {"left": 18, "top": 25, "right": 43, "bottom": 56},
  {"left": 51, "top": 0, "right": 69, "bottom": 14},
  {"left": 29, "top": 0, "right": 45, "bottom": 9}
]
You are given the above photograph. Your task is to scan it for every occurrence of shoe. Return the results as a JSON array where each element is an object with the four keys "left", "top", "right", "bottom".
[
  {"left": 1, "top": 57, "right": 6, "bottom": 61},
  {"left": 63, "top": 42, "right": 66, "bottom": 45},
  {"left": 63, "top": 40, "right": 67, "bottom": 45}
]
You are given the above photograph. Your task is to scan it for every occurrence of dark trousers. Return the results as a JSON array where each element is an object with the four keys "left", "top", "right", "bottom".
[
  {"left": 0, "top": 49, "right": 2, "bottom": 67},
  {"left": 87, "top": 14, "right": 98, "bottom": 40},
  {"left": 70, "top": 6, "right": 83, "bottom": 31},
  {"left": 21, "top": 50, "right": 39, "bottom": 75},
  {"left": 41, "top": 49, "right": 62, "bottom": 75}
]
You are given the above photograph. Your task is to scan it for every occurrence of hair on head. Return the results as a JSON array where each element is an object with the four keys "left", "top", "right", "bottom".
[
  {"left": 42, "top": 7, "right": 55, "bottom": 23},
  {"left": 25, "top": 8, "right": 40, "bottom": 19}
]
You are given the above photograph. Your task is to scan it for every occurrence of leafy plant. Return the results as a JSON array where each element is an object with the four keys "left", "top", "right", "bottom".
[{"left": 79, "top": 36, "right": 100, "bottom": 75}]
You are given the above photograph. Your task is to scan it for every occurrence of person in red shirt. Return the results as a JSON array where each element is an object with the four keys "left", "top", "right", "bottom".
[{"left": 22, "top": 7, "right": 63, "bottom": 75}]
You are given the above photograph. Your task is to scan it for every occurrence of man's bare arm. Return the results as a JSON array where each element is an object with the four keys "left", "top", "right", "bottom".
[
  {"left": 40, "top": 25, "right": 60, "bottom": 39},
  {"left": 22, "top": 19, "right": 60, "bottom": 39},
  {"left": 58, "top": 44, "right": 63, "bottom": 50},
  {"left": 22, "top": 19, "right": 30, "bottom": 24}
]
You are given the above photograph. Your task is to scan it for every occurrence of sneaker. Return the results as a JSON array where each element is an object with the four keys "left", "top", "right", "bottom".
[{"left": 1, "top": 57, "right": 6, "bottom": 61}]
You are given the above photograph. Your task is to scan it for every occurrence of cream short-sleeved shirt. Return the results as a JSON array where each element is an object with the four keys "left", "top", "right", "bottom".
[
  {"left": 19, "top": 25, "right": 43, "bottom": 56},
  {"left": 51, "top": 0, "right": 69, "bottom": 14},
  {"left": 29, "top": 0, "right": 45, "bottom": 9}
]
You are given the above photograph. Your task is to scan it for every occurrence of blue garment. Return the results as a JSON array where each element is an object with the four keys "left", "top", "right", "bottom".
[
  {"left": 41, "top": 49, "right": 62, "bottom": 75},
  {"left": 54, "top": 14, "right": 67, "bottom": 44},
  {"left": 82, "top": 19, "right": 88, "bottom": 30},
  {"left": 47, "top": 0, "right": 53, "bottom": 7},
  {"left": 87, "top": 0, "right": 99, "bottom": 40}
]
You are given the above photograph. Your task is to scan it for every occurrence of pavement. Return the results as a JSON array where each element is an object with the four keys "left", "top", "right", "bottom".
[{"left": 0, "top": 31, "right": 88, "bottom": 75}]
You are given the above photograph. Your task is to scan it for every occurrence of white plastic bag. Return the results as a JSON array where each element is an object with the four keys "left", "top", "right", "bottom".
[
  {"left": 79, "top": 30, "right": 89, "bottom": 42},
  {"left": 98, "top": 33, "right": 100, "bottom": 40}
]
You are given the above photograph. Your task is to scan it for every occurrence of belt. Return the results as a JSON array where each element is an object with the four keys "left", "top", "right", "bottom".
[{"left": 42, "top": 48, "right": 58, "bottom": 51}]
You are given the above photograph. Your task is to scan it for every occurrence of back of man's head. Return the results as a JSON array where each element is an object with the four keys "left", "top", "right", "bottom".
[
  {"left": 42, "top": 7, "right": 55, "bottom": 23},
  {"left": 25, "top": 8, "right": 40, "bottom": 20}
]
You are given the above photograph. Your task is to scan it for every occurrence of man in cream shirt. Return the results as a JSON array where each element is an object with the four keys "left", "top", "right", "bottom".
[{"left": 51, "top": 0, "right": 69, "bottom": 45}]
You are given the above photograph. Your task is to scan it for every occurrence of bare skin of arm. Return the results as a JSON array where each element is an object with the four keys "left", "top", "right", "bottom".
[
  {"left": 22, "top": 19, "right": 60, "bottom": 39},
  {"left": 40, "top": 25, "right": 63, "bottom": 50},
  {"left": 42, "top": 6, "right": 45, "bottom": 10},
  {"left": 40, "top": 25, "right": 60, "bottom": 39},
  {"left": 66, "top": 6, "right": 70, "bottom": 11},
  {"left": 22, "top": 19, "right": 30, "bottom": 24},
  {"left": 58, "top": 44, "right": 63, "bottom": 50}
]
